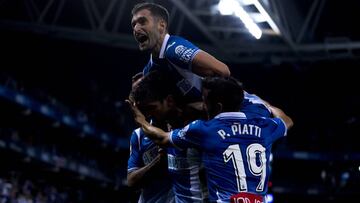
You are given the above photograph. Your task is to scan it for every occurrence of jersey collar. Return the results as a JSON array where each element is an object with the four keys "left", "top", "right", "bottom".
[
  {"left": 159, "top": 34, "right": 170, "bottom": 59},
  {"left": 214, "top": 112, "right": 247, "bottom": 119}
]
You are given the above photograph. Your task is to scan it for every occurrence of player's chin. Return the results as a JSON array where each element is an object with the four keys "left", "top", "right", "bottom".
[{"left": 138, "top": 43, "right": 149, "bottom": 51}]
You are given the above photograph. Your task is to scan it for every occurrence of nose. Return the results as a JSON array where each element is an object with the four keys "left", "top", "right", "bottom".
[{"left": 133, "top": 23, "right": 141, "bottom": 32}]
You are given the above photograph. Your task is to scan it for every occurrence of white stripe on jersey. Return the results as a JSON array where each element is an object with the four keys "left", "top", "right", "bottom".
[
  {"left": 187, "top": 148, "right": 202, "bottom": 200},
  {"left": 135, "top": 128, "right": 141, "bottom": 151}
]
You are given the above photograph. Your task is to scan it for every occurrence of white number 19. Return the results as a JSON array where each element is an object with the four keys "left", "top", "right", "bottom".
[{"left": 223, "top": 143, "right": 267, "bottom": 192}]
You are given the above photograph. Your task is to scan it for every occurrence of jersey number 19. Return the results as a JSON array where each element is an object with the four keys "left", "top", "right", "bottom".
[{"left": 223, "top": 144, "right": 267, "bottom": 192}]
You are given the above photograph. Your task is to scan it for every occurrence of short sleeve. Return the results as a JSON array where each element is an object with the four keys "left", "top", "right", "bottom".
[
  {"left": 127, "top": 129, "right": 143, "bottom": 173},
  {"left": 164, "top": 36, "right": 200, "bottom": 71},
  {"left": 169, "top": 120, "right": 204, "bottom": 149},
  {"left": 268, "top": 117, "right": 287, "bottom": 143}
]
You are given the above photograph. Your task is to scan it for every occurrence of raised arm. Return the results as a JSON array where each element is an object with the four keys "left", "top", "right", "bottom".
[
  {"left": 268, "top": 104, "right": 294, "bottom": 129},
  {"left": 192, "top": 51, "right": 230, "bottom": 77},
  {"left": 126, "top": 99, "right": 172, "bottom": 146}
]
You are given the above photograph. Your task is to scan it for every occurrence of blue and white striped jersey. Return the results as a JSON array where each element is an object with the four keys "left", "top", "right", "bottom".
[
  {"left": 128, "top": 128, "right": 174, "bottom": 203},
  {"left": 167, "top": 147, "right": 209, "bottom": 203},
  {"left": 170, "top": 112, "right": 287, "bottom": 202}
]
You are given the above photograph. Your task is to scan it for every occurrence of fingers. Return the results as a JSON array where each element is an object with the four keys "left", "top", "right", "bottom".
[
  {"left": 158, "top": 147, "right": 165, "bottom": 153},
  {"left": 125, "top": 99, "right": 145, "bottom": 121},
  {"left": 125, "top": 99, "right": 139, "bottom": 119},
  {"left": 125, "top": 99, "right": 133, "bottom": 106},
  {"left": 125, "top": 98, "right": 138, "bottom": 111},
  {"left": 131, "top": 74, "right": 144, "bottom": 90},
  {"left": 126, "top": 95, "right": 136, "bottom": 104},
  {"left": 131, "top": 72, "right": 143, "bottom": 82}
]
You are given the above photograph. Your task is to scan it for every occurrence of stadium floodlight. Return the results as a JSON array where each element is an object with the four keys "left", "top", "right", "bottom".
[
  {"left": 218, "top": 0, "right": 262, "bottom": 39},
  {"left": 218, "top": 0, "right": 239, "bottom": 15},
  {"left": 251, "top": 0, "right": 280, "bottom": 34},
  {"left": 218, "top": 0, "right": 280, "bottom": 39},
  {"left": 233, "top": 3, "right": 262, "bottom": 39}
]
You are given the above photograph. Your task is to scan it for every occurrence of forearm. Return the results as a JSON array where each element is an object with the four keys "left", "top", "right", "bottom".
[
  {"left": 192, "top": 51, "right": 230, "bottom": 77},
  {"left": 141, "top": 122, "right": 171, "bottom": 146},
  {"left": 269, "top": 105, "right": 294, "bottom": 129},
  {"left": 127, "top": 154, "right": 162, "bottom": 187}
]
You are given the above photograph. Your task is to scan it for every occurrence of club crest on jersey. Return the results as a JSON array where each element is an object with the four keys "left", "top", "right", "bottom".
[
  {"left": 175, "top": 45, "right": 186, "bottom": 55},
  {"left": 142, "top": 146, "right": 159, "bottom": 165},
  {"left": 175, "top": 45, "right": 196, "bottom": 63}
]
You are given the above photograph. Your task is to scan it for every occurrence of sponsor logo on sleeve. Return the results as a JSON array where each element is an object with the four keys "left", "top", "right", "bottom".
[{"left": 175, "top": 45, "right": 196, "bottom": 63}]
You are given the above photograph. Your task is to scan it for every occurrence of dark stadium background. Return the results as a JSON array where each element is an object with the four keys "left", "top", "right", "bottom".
[{"left": 1, "top": 0, "right": 359, "bottom": 202}]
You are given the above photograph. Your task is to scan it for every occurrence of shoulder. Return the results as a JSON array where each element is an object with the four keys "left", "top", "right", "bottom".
[
  {"left": 130, "top": 127, "right": 142, "bottom": 136},
  {"left": 168, "top": 35, "right": 187, "bottom": 42},
  {"left": 130, "top": 128, "right": 144, "bottom": 141},
  {"left": 249, "top": 117, "right": 285, "bottom": 128},
  {"left": 186, "top": 120, "right": 207, "bottom": 132},
  {"left": 167, "top": 35, "right": 196, "bottom": 48}
]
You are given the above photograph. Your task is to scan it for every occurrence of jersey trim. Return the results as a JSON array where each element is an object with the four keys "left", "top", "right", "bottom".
[
  {"left": 215, "top": 112, "right": 247, "bottom": 119},
  {"left": 159, "top": 34, "right": 170, "bottom": 59},
  {"left": 127, "top": 167, "right": 140, "bottom": 173}
]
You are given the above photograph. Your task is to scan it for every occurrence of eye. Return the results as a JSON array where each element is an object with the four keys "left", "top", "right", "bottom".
[{"left": 138, "top": 17, "right": 146, "bottom": 25}]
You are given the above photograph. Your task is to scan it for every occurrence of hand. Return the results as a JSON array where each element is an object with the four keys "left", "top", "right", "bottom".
[
  {"left": 126, "top": 98, "right": 169, "bottom": 145},
  {"left": 131, "top": 72, "right": 144, "bottom": 90},
  {"left": 158, "top": 147, "right": 166, "bottom": 157},
  {"left": 126, "top": 98, "right": 147, "bottom": 126}
]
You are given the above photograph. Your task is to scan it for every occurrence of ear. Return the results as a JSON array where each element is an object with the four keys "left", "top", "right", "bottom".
[
  {"left": 215, "top": 102, "right": 223, "bottom": 114},
  {"left": 165, "top": 95, "right": 176, "bottom": 107},
  {"left": 158, "top": 20, "right": 166, "bottom": 34}
]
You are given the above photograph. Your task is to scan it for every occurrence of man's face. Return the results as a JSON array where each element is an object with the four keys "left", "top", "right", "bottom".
[
  {"left": 131, "top": 9, "right": 162, "bottom": 51},
  {"left": 137, "top": 100, "right": 171, "bottom": 122}
]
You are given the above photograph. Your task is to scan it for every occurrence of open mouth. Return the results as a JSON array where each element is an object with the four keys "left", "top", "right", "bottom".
[{"left": 136, "top": 34, "right": 148, "bottom": 44}]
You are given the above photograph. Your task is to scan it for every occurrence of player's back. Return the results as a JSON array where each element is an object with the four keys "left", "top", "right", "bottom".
[{"left": 198, "top": 112, "right": 287, "bottom": 202}]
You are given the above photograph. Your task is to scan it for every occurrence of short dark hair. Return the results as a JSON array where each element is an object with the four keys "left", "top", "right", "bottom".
[
  {"left": 132, "top": 70, "right": 181, "bottom": 106},
  {"left": 131, "top": 2, "right": 169, "bottom": 26},
  {"left": 202, "top": 77, "right": 244, "bottom": 113}
]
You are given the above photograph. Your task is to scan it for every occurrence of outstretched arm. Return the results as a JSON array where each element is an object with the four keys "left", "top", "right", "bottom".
[
  {"left": 126, "top": 99, "right": 172, "bottom": 146},
  {"left": 192, "top": 51, "right": 230, "bottom": 77}
]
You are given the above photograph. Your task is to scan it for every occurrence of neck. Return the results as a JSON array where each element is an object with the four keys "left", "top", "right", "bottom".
[{"left": 151, "top": 33, "right": 167, "bottom": 58}]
